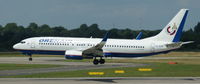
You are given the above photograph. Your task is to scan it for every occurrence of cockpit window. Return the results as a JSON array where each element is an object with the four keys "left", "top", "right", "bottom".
[{"left": 20, "top": 41, "right": 26, "bottom": 44}]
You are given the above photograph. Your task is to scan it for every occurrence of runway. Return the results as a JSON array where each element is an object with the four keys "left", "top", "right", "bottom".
[
  {"left": 0, "top": 77, "right": 200, "bottom": 84},
  {"left": 0, "top": 57, "right": 200, "bottom": 84},
  {"left": 0, "top": 57, "right": 146, "bottom": 76}
]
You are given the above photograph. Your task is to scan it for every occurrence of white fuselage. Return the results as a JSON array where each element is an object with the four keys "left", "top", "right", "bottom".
[{"left": 13, "top": 37, "right": 176, "bottom": 58}]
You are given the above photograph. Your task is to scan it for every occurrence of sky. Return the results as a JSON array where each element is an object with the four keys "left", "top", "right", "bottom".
[{"left": 0, "top": 0, "right": 199, "bottom": 30}]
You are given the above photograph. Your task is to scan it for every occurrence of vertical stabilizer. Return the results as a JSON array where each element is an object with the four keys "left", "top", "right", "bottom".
[{"left": 145, "top": 9, "right": 189, "bottom": 42}]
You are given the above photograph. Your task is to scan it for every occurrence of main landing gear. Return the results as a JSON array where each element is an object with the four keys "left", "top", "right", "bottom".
[{"left": 93, "top": 57, "right": 105, "bottom": 65}]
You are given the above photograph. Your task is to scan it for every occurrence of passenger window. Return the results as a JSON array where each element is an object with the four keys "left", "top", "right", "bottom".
[{"left": 20, "top": 41, "right": 26, "bottom": 44}]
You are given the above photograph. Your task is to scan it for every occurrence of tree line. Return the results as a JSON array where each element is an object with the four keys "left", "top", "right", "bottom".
[{"left": 0, "top": 22, "right": 200, "bottom": 51}]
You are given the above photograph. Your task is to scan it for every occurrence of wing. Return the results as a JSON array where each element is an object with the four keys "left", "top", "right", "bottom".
[
  {"left": 65, "top": 32, "right": 110, "bottom": 59},
  {"left": 82, "top": 32, "right": 109, "bottom": 58}
]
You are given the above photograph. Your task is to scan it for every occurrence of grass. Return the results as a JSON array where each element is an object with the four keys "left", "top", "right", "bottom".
[
  {"left": 0, "top": 63, "right": 62, "bottom": 70},
  {"left": 4, "top": 63, "right": 200, "bottom": 78}
]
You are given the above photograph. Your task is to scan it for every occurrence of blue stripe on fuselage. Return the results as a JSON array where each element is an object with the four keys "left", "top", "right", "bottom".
[
  {"left": 19, "top": 50, "right": 65, "bottom": 55},
  {"left": 104, "top": 50, "right": 171, "bottom": 57},
  {"left": 18, "top": 49, "right": 172, "bottom": 58}
]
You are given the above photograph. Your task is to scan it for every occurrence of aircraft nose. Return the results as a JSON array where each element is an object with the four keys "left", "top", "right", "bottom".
[{"left": 13, "top": 43, "right": 20, "bottom": 49}]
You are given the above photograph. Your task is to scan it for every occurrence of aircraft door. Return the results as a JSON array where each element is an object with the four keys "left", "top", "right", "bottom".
[
  {"left": 151, "top": 43, "right": 155, "bottom": 52},
  {"left": 30, "top": 42, "right": 35, "bottom": 48}
]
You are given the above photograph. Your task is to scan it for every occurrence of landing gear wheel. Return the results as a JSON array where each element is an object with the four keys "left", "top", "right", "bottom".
[
  {"left": 99, "top": 59, "right": 105, "bottom": 64},
  {"left": 93, "top": 59, "right": 99, "bottom": 65},
  {"left": 28, "top": 53, "right": 32, "bottom": 61},
  {"left": 29, "top": 57, "right": 32, "bottom": 61}
]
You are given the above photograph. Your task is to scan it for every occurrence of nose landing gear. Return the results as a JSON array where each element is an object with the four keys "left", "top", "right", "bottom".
[
  {"left": 29, "top": 56, "right": 32, "bottom": 61},
  {"left": 27, "top": 53, "right": 33, "bottom": 61}
]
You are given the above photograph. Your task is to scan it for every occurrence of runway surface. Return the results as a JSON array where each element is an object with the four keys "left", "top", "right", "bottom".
[
  {"left": 0, "top": 57, "right": 200, "bottom": 84},
  {"left": 0, "top": 57, "right": 146, "bottom": 76},
  {"left": 0, "top": 77, "right": 200, "bottom": 84}
]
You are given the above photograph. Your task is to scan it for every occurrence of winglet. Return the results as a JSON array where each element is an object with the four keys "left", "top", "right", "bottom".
[
  {"left": 136, "top": 32, "right": 142, "bottom": 40},
  {"left": 92, "top": 32, "right": 110, "bottom": 49},
  {"left": 102, "top": 32, "right": 110, "bottom": 42}
]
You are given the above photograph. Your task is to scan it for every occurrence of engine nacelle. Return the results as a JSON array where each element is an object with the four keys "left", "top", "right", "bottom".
[
  {"left": 65, "top": 50, "right": 93, "bottom": 60},
  {"left": 65, "top": 50, "right": 83, "bottom": 60}
]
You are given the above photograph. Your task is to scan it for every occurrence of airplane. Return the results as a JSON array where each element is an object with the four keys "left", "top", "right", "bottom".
[{"left": 13, "top": 9, "right": 192, "bottom": 65}]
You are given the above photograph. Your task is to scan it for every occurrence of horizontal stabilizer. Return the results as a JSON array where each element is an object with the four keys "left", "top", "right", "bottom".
[{"left": 166, "top": 41, "right": 193, "bottom": 48}]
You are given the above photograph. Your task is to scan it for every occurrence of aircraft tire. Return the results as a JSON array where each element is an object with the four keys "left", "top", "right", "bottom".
[
  {"left": 99, "top": 59, "right": 105, "bottom": 64},
  {"left": 93, "top": 59, "right": 99, "bottom": 65},
  {"left": 29, "top": 58, "right": 32, "bottom": 61}
]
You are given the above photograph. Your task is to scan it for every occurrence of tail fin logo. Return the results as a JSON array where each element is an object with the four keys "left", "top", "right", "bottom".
[{"left": 167, "top": 23, "right": 177, "bottom": 35}]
